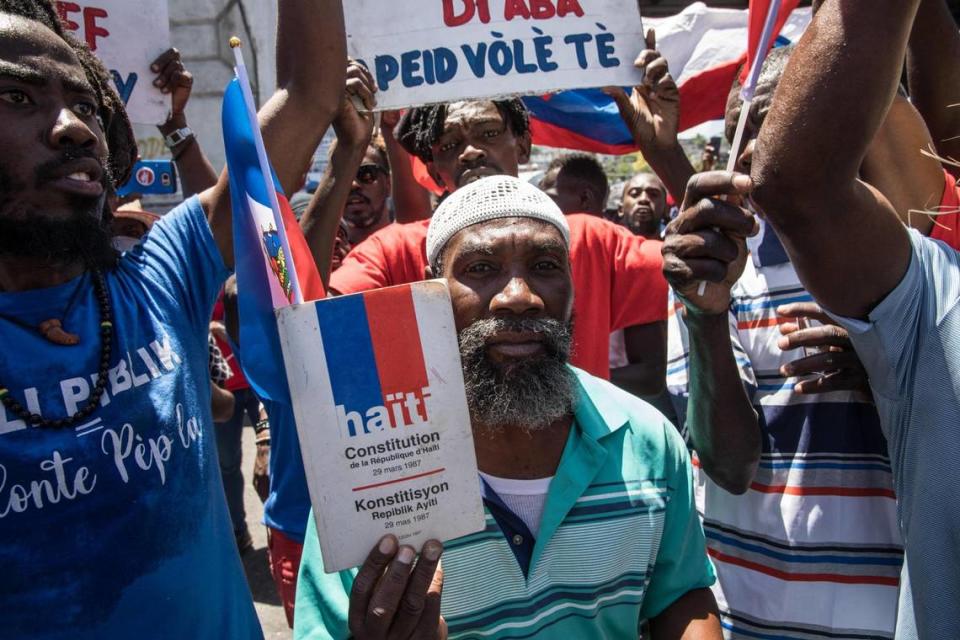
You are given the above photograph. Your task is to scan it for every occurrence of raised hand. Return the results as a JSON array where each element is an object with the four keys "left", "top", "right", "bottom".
[
  {"left": 604, "top": 29, "right": 680, "bottom": 153},
  {"left": 151, "top": 48, "right": 194, "bottom": 118},
  {"left": 777, "top": 303, "right": 871, "bottom": 395},
  {"left": 336, "top": 60, "right": 378, "bottom": 146},
  {"left": 662, "top": 172, "right": 758, "bottom": 315},
  {"left": 349, "top": 535, "right": 446, "bottom": 640}
]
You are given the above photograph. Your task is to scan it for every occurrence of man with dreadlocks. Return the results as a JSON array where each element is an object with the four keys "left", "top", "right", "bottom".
[
  {"left": 327, "top": 69, "right": 670, "bottom": 396},
  {"left": 0, "top": 1, "right": 346, "bottom": 638}
]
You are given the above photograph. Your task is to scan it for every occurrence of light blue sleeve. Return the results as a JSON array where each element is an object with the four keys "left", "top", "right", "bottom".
[
  {"left": 638, "top": 420, "right": 717, "bottom": 620},
  {"left": 830, "top": 231, "right": 960, "bottom": 400},
  {"left": 294, "top": 510, "right": 358, "bottom": 640},
  {"left": 123, "top": 196, "right": 229, "bottom": 335}
]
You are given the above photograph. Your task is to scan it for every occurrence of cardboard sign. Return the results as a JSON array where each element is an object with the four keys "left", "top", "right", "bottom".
[
  {"left": 278, "top": 281, "right": 485, "bottom": 573},
  {"left": 344, "top": 0, "right": 645, "bottom": 110},
  {"left": 57, "top": 1, "right": 171, "bottom": 124}
]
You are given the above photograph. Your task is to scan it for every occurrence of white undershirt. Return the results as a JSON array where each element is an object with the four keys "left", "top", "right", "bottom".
[{"left": 479, "top": 472, "right": 553, "bottom": 538}]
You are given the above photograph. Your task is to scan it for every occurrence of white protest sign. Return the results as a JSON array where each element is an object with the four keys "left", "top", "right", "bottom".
[
  {"left": 57, "top": 0, "right": 171, "bottom": 124},
  {"left": 345, "top": 0, "right": 645, "bottom": 110},
  {"left": 278, "top": 281, "right": 485, "bottom": 573}
]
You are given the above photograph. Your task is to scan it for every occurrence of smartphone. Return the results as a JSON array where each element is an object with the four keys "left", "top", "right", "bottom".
[
  {"left": 117, "top": 159, "right": 178, "bottom": 197},
  {"left": 709, "top": 136, "right": 722, "bottom": 151}
]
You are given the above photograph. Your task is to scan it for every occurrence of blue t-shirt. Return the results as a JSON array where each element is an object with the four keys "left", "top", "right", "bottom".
[
  {"left": 262, "top": 398, "right": 311, "bottom": 542},
  {"left": 0, "top": 198, "right": 262, "bottom": 639}
]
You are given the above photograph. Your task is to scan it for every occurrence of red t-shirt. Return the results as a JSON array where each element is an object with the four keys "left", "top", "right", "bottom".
[
  {"left": 932, "top": 169, "right": 960, "bottom": 251},
  {"left": 330, "top": 215, "right": 668, "bottom": 379}
]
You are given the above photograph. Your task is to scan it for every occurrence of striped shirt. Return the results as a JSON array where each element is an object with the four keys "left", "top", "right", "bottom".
[
  {"left": 293, "top": 368, "right": 715, "bottom": 639},
  {"left": 667, "top": 222, "right": 904, "bottom": 640},
  {"left": 830, "top": 230, "right": 960, "bottom": 639}
]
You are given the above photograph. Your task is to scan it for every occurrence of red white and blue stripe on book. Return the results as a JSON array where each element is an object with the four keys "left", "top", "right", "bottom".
[
  {"left": 279, "top": 283, "right": 466, "bottom": 442},
  {"left": 315, "top": 285, "right": 432, "bottom": 437}
]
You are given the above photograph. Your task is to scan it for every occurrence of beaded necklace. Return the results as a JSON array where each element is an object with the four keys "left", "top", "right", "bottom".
[{"left": 0, "top": 270, "right": 113, "bottom": 429}]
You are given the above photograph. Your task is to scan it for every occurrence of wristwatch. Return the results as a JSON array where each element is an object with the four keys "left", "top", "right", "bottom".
[{"left": 164, "top": 126, "right": 195, "bottom": 149}]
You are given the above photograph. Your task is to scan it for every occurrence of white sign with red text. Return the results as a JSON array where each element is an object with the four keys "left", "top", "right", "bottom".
[
  {"left": 56, "top": 0, "right": 171, "bottom": 124},
  {"left": 344, "top": 0, "right": 645, "bottom": 110}
]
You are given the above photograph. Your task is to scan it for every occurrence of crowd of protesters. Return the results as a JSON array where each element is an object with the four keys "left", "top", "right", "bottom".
[{"left": 1, "top": 0, "right": 958, "bottom": 638}]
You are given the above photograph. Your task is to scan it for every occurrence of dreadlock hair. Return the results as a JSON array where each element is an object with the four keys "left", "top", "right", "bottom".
[
  {"left": 0, "top": 0, "right": 137, "bottom": 188},
  {"left": 393, "top": 98, "right": 530, "bottom": 163}
]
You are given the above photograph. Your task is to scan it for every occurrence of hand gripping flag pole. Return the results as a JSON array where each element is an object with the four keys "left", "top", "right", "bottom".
[
  {"left": 229, "top": 37, "right": 304, "bottom": 305},
  {"left": 697, "top": 0, "right": 787, "bottom": 297}
]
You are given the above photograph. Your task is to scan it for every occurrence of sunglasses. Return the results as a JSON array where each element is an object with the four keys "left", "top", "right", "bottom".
[{"left": 356, "top": 164, "right": 388, "bottom": 185}]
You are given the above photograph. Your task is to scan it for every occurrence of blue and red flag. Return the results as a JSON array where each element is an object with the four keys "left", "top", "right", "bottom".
[
  {"left": 524, "top": 89, "right": 637, "bottom": 155},
  {"left": 222, "top": 46, "right": 325, "bottom": 404},
  {"left": 520, "top": 5, "right": 807, "bottom": 156}
]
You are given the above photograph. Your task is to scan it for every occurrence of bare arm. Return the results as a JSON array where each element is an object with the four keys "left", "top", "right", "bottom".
[
  {"left": 161, "top": 115, "right": 218, "bottom": 197},
  {"left": 610, "top": 321, "right": 667, "bottom": 397},
  {"left": 301, "top": 63, "right": 376, "bottom": 289},
  {"left": 662, "top": 173, "right": 761, "bottom": 494},
  {"left": 683, "top": 310, "right": 759, "bottom": 494},
  {"left": 751, "top": 0, "right": 919, "bottom": 319},
  {"left": 861, "top": 94, "right": 945, "bottom": 235},
  {"left": 381, "top": 111, "right": 432, "bottom": 222},
  {"left": 151, "top": 48, "right": 218, "bottom": 197},
  {"left": 649, "top": 588, "right": 722, "bottom": 640},
  {"left": 908, "top": 0, "right": 960, "bottom": 167},
  {"left": 201, "top": 0, "right": 347, "bottom": 269},
  {"left": 210, "top": 383, "right": 235, "bottom": 422},
  {"left": 606, "top": 29, "right": 696, "bottom": 203}
]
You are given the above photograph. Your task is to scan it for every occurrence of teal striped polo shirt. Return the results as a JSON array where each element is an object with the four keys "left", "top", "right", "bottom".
[{"left": 293, "top": 367, "right": 715, "bottom": 639}]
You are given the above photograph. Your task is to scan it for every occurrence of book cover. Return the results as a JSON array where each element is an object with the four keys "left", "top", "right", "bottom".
[{"left": 277, "top": 280, "right": 485, "bottom": 572}]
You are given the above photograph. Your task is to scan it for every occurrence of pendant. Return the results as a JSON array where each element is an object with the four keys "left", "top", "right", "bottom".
[{"left": 38, "top": 319, "right": 81, "bottom": 346}]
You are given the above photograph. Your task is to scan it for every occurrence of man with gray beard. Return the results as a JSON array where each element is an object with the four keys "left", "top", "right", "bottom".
[{"left": 294, "top": 175, "right": 721, "bottom": 640}]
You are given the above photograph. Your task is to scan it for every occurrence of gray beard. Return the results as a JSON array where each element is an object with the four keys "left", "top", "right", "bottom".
[{"left": 458, "top": 317, "right": 577, "bottom": 434}]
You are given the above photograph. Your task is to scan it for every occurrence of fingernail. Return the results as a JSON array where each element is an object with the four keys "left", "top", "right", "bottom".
[
  {"left": 397, "top": 546, "right": 415, "bottom": 565},
  {"left": 423, "top": 542, "right": 442, "bottom": 561},
  {"left": 379, "top": 536, "right": 396, "bottom": 554},
  {"left": 733, "top": 175, "right": 753, "bottom": 190},
  {"left": 153, "top": 79, "right": 162, "bottom": 86},
  {"left": 151, "top": 65, "right": 159, "bottom": 71}
]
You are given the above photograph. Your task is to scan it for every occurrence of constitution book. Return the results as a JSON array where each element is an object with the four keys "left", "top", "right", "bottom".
[{"left": 277, "top": 280, "right": 485, "bottom": 572}]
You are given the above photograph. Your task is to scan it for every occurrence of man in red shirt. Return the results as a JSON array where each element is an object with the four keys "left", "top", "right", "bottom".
[{"left": 329, "top": 96, "right": 669, "bottom": 391}]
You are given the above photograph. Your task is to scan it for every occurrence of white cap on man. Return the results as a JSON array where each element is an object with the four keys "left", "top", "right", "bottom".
[{"left": 426, "top": 175, "right": 571, "bottom": 268}]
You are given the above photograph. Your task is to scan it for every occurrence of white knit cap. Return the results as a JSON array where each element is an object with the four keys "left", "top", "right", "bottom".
[{"left": 426, "top": 175, "right": 570, "bottom": 267}]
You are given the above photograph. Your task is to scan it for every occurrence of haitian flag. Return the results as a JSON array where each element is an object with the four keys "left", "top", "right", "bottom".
[{"left": 222, "top": 69, "right": 325, "bottom": 404}]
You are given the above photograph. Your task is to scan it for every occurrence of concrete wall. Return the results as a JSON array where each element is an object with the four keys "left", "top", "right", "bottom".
[{"left": 134, "top": 0, "right": 278, "bottom": 172}]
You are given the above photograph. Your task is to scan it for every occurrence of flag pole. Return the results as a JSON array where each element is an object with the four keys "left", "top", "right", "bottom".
[
  {"left": 697, "top": 0, "right": 784, "bottom": 297},
  {"left": 229, "top": 37, "right": 305, "bottom": 305},
  {"left": 726, "top": 0, "right": 784, "bottom": 174}
]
